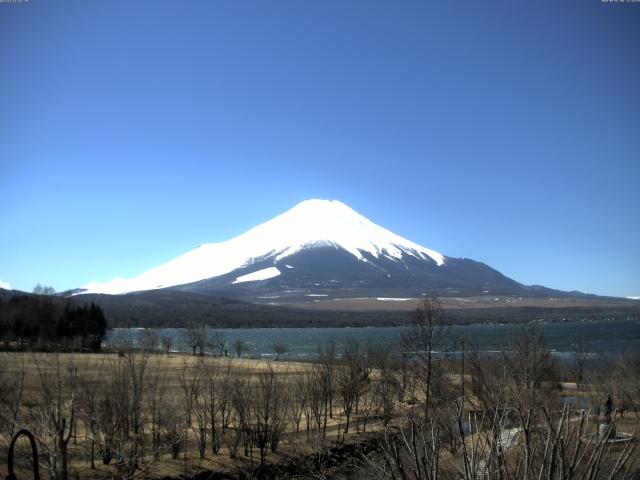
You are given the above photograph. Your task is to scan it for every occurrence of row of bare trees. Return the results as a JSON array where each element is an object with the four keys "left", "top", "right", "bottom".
[
  {"left": 1, "top": 300, "right": 639, "bottom": 480},
  {"left": 366, "top": 297, "right": 640, "bottom": 480},
  {"left": 0, "top": 345, "right": 391, "bottom": 479},
  {"left": 137, "top": 328, "right": 248, "bottom": 358}
]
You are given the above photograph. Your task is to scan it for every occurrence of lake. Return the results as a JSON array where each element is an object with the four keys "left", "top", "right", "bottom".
[{"left": 104, "top": 318, "right": 639, "bottom": 359}]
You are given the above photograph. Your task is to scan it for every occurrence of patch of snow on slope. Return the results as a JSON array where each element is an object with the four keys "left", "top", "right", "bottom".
[
  {"left": 80, "top": 199, "right": 444, "bottom": 294},
  {"left": 627, "top": 296, "right": 640, "bottom": 300},
  {"left": 0, "top": 278, "right": 11, "bottom": 290},
  {"left": 233, "top": 267, "right": 281, "bottom": 284},
  {"left": 376, "top": 297, "right": 415, "bottom": 302}
]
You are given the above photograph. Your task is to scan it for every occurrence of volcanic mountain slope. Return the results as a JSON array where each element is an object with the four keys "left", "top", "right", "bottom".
[{"left": 79, "top": 199, "right": 586, "bottom": 303}]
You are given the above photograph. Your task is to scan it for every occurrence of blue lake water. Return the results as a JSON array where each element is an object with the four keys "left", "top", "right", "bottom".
[{"left": 104, "top": 318, "right": 639, "bottom": 359}]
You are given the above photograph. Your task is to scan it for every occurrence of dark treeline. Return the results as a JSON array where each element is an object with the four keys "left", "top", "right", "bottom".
[{"left": 0, "top": 293, "right": 107, "bottom": 351}]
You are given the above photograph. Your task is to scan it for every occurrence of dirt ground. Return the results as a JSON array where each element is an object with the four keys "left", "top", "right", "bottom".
[{"left": 294, "top": 295, "right": 639, "bottom": 311}]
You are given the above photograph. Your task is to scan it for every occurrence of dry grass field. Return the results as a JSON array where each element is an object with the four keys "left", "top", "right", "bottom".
[
  {"left": 1, "top": 329, "right": 638, "bottom": 480},
  {"left": 296, "top": 295, "right": 640, "bottom": 311},
  {"left": 0, "top": 351, "right": 393, "bottom": 480}
]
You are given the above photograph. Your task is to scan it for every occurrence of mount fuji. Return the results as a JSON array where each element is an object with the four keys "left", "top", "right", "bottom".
[{"left": 77, "top": 199, "right": 567, "bottom": 304}]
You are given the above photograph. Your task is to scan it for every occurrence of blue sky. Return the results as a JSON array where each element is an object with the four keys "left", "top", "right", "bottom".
[{"left": 1, "top": 0, "right": 639, "bottom": 297}]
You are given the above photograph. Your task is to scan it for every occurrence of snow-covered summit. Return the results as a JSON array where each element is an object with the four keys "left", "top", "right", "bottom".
[{"left": 80, "top": 199, "right": 445, "bottom": 295}]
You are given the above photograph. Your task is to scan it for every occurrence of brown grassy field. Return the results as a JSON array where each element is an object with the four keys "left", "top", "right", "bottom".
[
  {"left": 295, "top": 295, "right": 640, "bottom": 311},
  {"left": 1, "top": 347, "right": 638, "bottom": 480},
  {"left": 0, "top": 352, "right": 385, "bottom": 480}
]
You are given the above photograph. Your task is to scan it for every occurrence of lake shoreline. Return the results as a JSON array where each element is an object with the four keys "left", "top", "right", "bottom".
[{"left": 104, "top": 318, "right": 640, "bottom": 358}]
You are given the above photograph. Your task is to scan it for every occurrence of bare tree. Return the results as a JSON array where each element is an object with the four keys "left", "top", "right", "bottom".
[
  {"left": 202, "top": 357, "right": 221, "bottom": 454},
  {"left": 122, "top": 351, "right": 148, "bottom": 478},
  {"left": 252, "top": 364, "right": 287, "bottom": 464},
  {"left": 591, "top": 347, "right": 640, "bottom": 420},
  {"left": 195, "top": 326, "right": 209, "bottom": 356},
  {"left": 272, "top": 342, "right": 287, "bottom": 361},
  {"left": 77, "top": 358, "right": 103, "bottom": 469},
  {"left": 307, "top": 366, "right": 330, "bottom": 440},
  {"left": 32, "top": 354, "right": 77, "bottom": 480},
  {"left": 617, "top": 347, "right": 640, "bottom": 418},
  {"left": 233, "top": 339, "right": 248, "bottom": 357},
  {"left": 158, "top": 406, "right": 184, "bottom": 460},
  {"left": 0, "top": 353, "right": 26, "bottom": 443},
  {"left": 336, "top": 339, "right": 370, "bottom": 433},
  {"left": 182, "top": 326, "right": 208, "bottom": 356},
  {"left": 403, "top": 296, "right": 452, "bottom": 416},
  {"left": 370, "top": 296, "right": 456, "bottom": 480},
  {"left": 162, "top": 334, "right": 173, "bottom": 355},
  {"left": 370, "top": 347, "right": 399, "bottom": 427},
  {"left": 138, "top": 328, "right": 160, "bottom": 353},
  {"left": 217, "top": 359, "right": 233, "bottom": 434},
  {"left": 192, "top": 358, "right": 209, "bottom": 459},
  {"left": 97, "top": 351, "right": 149, "bottom": 479},
  {"left": 178, "top": 358, "right": 199, "bottom": 459},
  {"left": 211, "top": 331, "right": 227, "bottom": 356},
  {"left": 229, "top": 376, "right": 250, "bottom": 459},
  {"left": 318, "top": 341, "right": 337, "bottom": 421},
  {"left": 288, "top": 368, "right": 308, "bottom": 434},
  {"left": 501, "top": 324, "right": 557, "bottom": 477},
  {"left": 145, "top": 357, "right": 169, "bottom": 459},
  {"left": 570, "top": 340, "right": 590, "bottom": 384}
]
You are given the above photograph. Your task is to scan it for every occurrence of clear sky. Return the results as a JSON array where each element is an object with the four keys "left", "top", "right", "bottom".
[{"left": 1, "top": 0, "right": 639, "bottom": 297}]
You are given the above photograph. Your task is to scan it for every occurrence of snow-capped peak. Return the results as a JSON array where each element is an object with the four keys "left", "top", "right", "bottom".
[
  {"left": 262, "top": 199, "right": 444, "bottom": 264},
  {"left": 80, "top": 199, "right": 445, "bottom": 295}
]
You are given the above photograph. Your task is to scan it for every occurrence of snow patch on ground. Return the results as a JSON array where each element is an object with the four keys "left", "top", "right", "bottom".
[
  {"left": 376, "top": 297, "right": 415, "bottom": 302},
  {"left": 232, "top": 267, "right": 281, "bottom": 284},
  {"left": 0, "top": 278, "right": 11, "bottom": 290}
]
